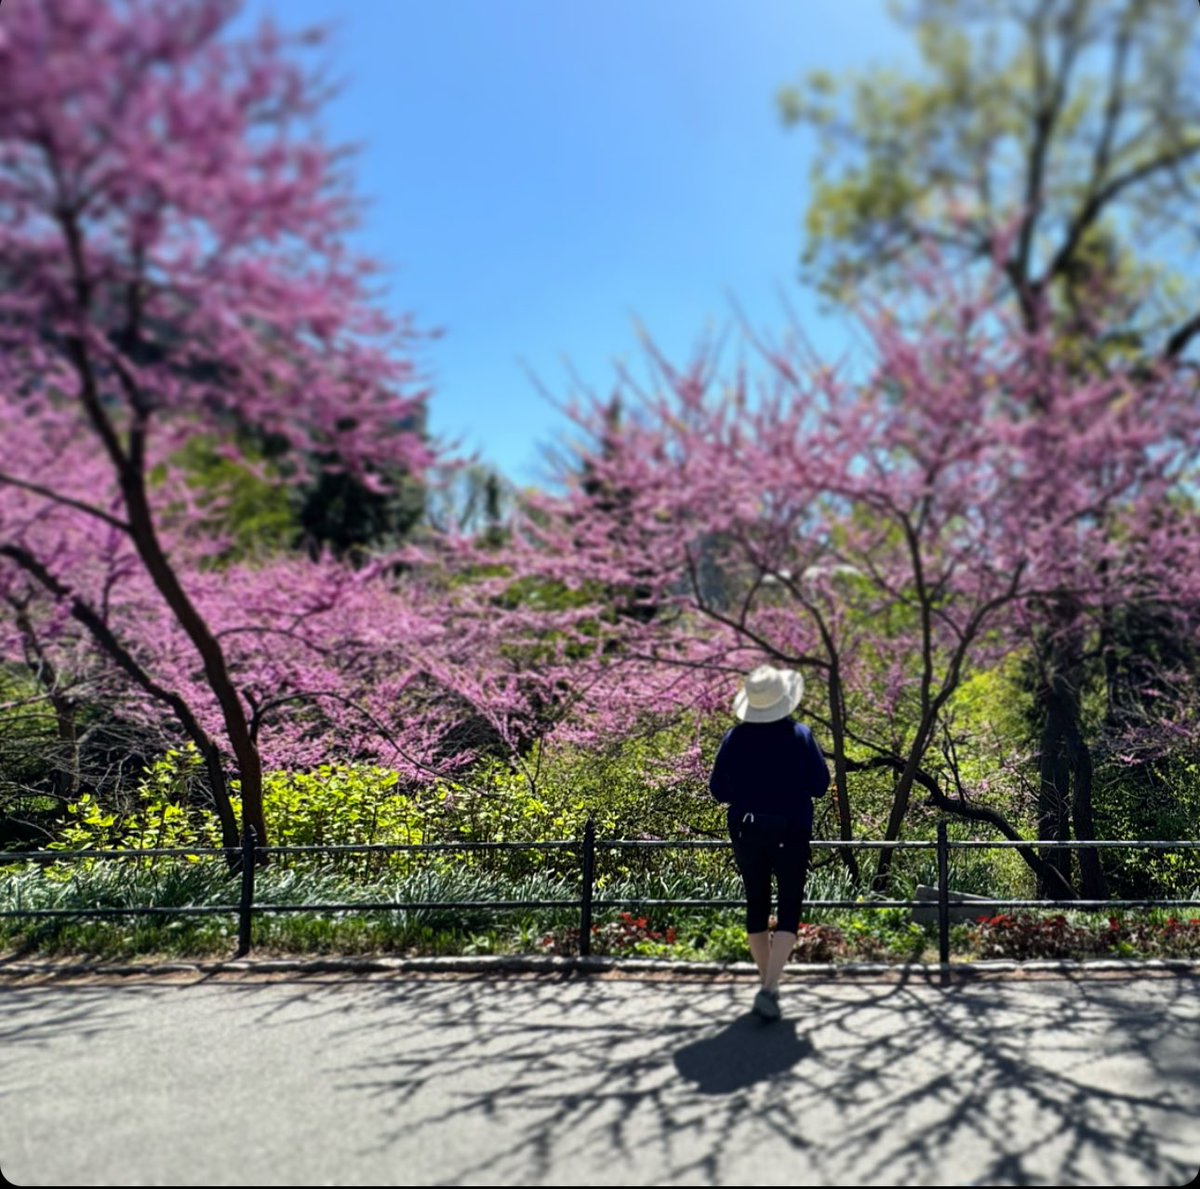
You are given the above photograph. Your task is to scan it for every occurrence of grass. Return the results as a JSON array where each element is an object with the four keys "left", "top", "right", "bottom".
[{"left": 2, "top": 854, "right": 1198, "bottom": 964}]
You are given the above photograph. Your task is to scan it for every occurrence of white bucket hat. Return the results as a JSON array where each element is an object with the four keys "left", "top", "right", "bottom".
[{"left": 733, "top": 664, "right": 804, "bottom": 723}]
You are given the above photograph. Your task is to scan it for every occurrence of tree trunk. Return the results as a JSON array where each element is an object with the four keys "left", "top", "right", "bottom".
[
  {"left": 202, "top": 743, "right": 241, "bottom": 855},
  {"left": 1037, "top": 648, "right": 1108, "bottom": 901},
  {"left": 871, "top": 722, "right": 934, "bottom": 893},
  {"left": 120, "top": 475, "right": 268, "bottom": 853},
  {"left": 1037, "top": 689, "right": 1074, "bottom": 897},
  {"left": 826, "top": 664, "right": 861, "bottom": 886},
  {"left": 1060, "top": 680, "right": 1108, "bottom": 900},
  {"left": 49, "top": 692, "right": 81, "bottom": 803},
  {"left": 57, "top": 209, "right": 267, "bottom": 855}
]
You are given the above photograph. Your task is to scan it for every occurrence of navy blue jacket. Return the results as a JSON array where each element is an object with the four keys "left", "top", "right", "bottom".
[{"left": 708, "top": 718, "right": 831, "bottom": 832}]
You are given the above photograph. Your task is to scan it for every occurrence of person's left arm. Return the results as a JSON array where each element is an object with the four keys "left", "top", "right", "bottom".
[
  {"left": 708, "top": 728, "right": 738, "bottom": 804},
  {"left": 797, "top": 724, "right": 831, "bottom": 799}
]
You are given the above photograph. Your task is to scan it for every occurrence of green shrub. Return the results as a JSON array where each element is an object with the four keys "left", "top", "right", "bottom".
[
  {"left": 697, "top": 920, "right": 752, "bottom": 962},
  {"left": 45, "top": 746, "right": 220, "bottom": 877},
  {"left": 47, "top": 747, "right": 430, "bottom": 867}
]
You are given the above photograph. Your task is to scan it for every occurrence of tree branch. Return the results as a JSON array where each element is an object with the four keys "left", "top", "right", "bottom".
[{"left": 0, "top": 471, "right": 131, "bottom": 533}]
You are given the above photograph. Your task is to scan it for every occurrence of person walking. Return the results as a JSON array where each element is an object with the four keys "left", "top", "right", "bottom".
[{"left": 709, "top": 664, "right": 831, "bottom": 1019}]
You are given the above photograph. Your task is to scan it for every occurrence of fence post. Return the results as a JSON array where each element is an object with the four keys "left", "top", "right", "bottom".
[
  {"left": 236, "top": 825, "right": 257, "bottom": 958},
  {"left": 579, "top": 817, "right": 595, "bottom": 958},
  {"left": 936, "top": 819, "right": 950, "bottom": 966}
]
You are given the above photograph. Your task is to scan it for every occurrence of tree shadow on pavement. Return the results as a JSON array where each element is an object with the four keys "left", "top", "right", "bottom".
[
  {"left": 239, "top": 969, "right": 1200, "bottom": 1187},
  {"left": 0, "top": 984, "right": 133, "bottom": 1054}
]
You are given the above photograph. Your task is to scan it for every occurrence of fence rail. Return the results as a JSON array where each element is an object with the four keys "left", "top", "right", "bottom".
[{"left": 3, "top": 820, "right": 1199, "bottom": 962}]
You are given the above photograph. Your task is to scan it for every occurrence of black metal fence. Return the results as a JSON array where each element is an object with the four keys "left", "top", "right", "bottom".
[{"left": 3, "top": 819, "right": 1200, "bottom": 963}]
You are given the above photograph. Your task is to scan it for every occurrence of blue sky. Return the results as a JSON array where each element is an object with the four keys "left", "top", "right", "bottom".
[{"left": 239, "top": 0, "right": 917, "bottom": 485}]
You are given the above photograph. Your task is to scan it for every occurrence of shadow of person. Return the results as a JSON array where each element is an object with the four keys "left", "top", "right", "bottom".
[{"left": 673, "top": 1013, "right": 814, "bottom": 1095}]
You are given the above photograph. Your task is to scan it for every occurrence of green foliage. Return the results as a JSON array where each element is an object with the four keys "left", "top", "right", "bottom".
[
  {"left": 558, "top": 911, "right": 684, "bottom": 958},
  {"left": 536, "top": 726, "right": 726, "bottom": 837},
  {"left": 947, "top": 654, "right": 1034, "bottom": 778},
  {"left": 844, "top": 907, "right": 930, "bottom": 961},
  {"left": 682, "top": 920, "right": 748, "bottom": 963},
  {"left": 779, "top": 0, "right": 1200, "bottom": 333},
  {"left": 433, "top": 760, "right": 577, "bottom": 843},
  {"left": 163, "top": 435, "right": 296, "bottom": 563},
  {"left": 417, "top": 725, "right": 729, "bottom": 882},
  {"left": 0, "top": 857, "right": 586, "bottom": 959},
  {"left": 52, "top": 792, "right": 121, "bottom": 852},
  {"left": 0, "top": 856, "right": 234, "bottom": 957},
  {"left": 14, "top": 711, "right": 1200, "bottom": 962},
  {"left": 49, "top": 747, "right": 431, "bottom": 861},
  {"left": 0, "top": 665, "right": 57, "bottom": 752},
  {"left": 1094, "top": 754, "right": 1200, "bottom": 898},
  {"left": 296, "top": 463, "right": 426, "bottom": 563},
  {"left": 258, "top": 765, "right": 428, "bottom": 848},
  {"left": 157, "top": 430, "right": 429, "bottom": 565},
  {"left": 47, "top": 746, "right": 219, "bottom": 866},
  {"left": 0, "top": 666, "right": 62, "bottom": 834}
]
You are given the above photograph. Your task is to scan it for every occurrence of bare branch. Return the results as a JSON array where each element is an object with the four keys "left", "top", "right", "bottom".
[{"left": 0, "top": 471, "right": 130, "bottom": 532}]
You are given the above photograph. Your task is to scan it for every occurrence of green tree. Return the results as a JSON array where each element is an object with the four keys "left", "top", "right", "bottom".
[
  {"left": 296, "top": 461, "right": 426, "bottom": 563},
  {"left": 782, "top": 0, "right": 1200, "bottom": 358}
]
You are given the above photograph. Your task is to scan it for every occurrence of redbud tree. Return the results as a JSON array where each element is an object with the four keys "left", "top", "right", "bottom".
[
  {"left": 0, "top": 0, "right": 433, "bottom": 847},
  {"left": 508, "top": 255, "right": 1200, "bottom": 892}
]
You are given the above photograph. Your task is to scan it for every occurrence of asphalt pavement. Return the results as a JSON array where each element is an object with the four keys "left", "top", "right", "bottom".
[{"left": 2, "top": 966, "right": 1198, "bottom": 1186}]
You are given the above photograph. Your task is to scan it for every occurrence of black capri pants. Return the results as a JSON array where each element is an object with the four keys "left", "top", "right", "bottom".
[{"left": 729, "top": 815, "right": 812, "bottom": 935}]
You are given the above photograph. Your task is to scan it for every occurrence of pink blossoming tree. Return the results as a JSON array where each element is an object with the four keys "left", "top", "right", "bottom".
[
  {"left": 0, "top": 0, "right": 433, "bottom": 847},
  {"left": 501, "top": 256, "right": 1200, "bottom": 892}
]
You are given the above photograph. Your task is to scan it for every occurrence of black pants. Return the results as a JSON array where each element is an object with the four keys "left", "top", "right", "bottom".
[{"left": 729, "top": 819, "right": 811, "bottom": 934}]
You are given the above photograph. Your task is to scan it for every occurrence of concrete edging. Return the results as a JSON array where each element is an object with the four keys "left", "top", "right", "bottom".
[{"left": 3, "top": 953, "right": 1200, "bottom": 981}]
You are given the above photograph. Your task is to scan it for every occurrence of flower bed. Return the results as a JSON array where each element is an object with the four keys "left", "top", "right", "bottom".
[
  {"left": 973, "top": 913, "right": 1200, "bottom": 961},
  {"left": 535, "top": 909, "right": 1200, "bottom": 964}
]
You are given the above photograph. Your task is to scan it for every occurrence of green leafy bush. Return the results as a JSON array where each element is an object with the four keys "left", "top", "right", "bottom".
[
  {"left": 46, "top": 746, "right": 220, "bottom": 873},
  {"left": 1096, "top": 756, "right": 1200, "bottom": 899},
  {"left": 47, "top": 747, "right": 430, "bottom": 865}
]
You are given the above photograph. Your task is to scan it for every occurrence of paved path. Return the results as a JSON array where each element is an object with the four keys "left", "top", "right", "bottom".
[{"left": 2, "top": 968, "right": 1199, "bottom": 1186}]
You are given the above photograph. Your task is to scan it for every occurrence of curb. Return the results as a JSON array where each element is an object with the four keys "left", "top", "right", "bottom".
[{"left": 2, "top": 954, "right": 1200, "bottom": 981}]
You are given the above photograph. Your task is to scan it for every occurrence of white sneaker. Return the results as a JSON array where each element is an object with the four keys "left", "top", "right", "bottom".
[{"left": 753, "top": 988, "right": 781, "bottom": 1020}]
